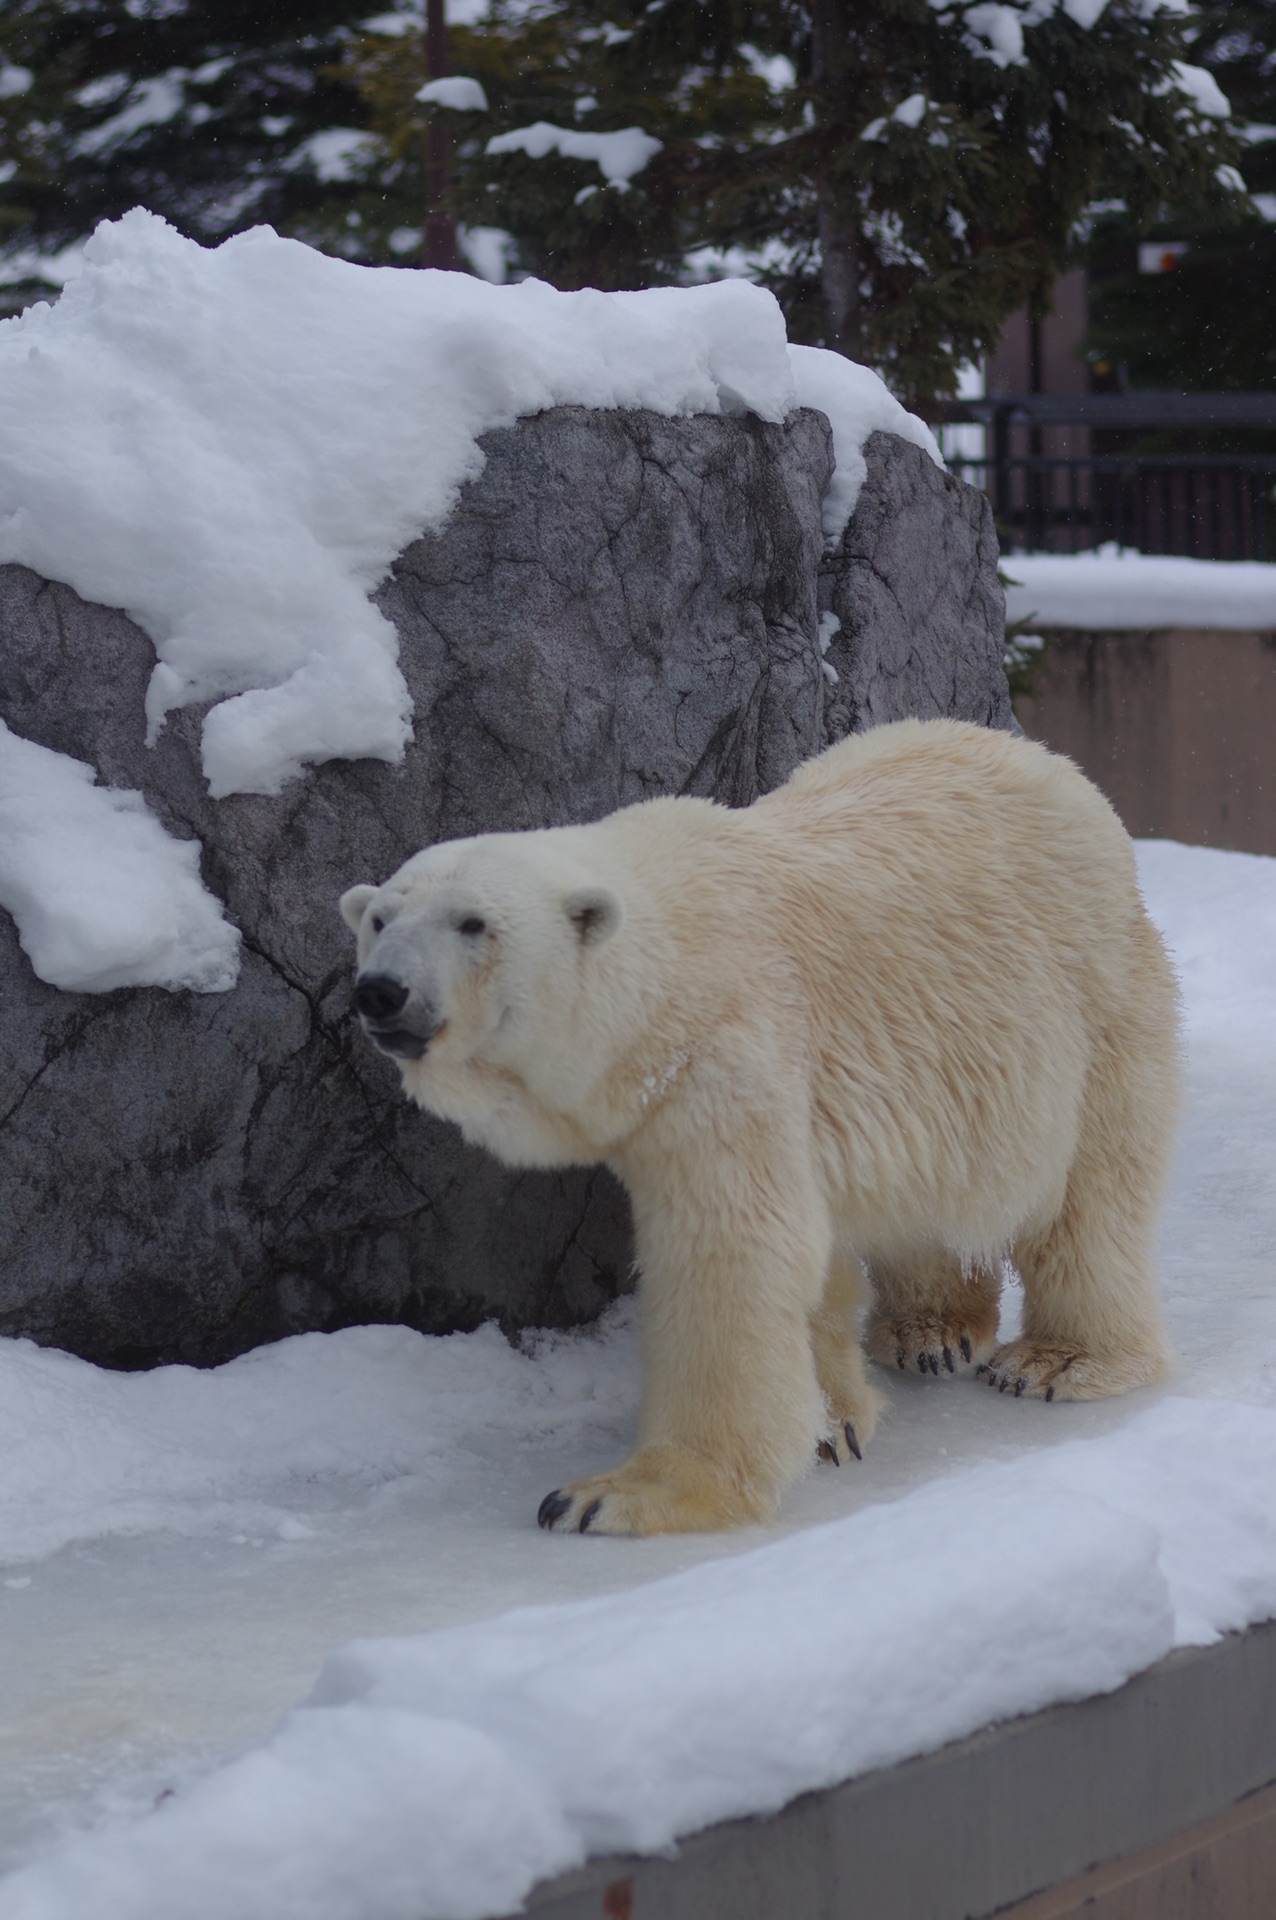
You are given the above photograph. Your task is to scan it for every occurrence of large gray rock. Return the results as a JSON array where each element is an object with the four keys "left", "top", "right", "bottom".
[
  {"left": 0, "top": 407, "right": 1008, "bottom": 1366},
  {"left": 820, "top": 431, "right": 1013, "bottom": 739}
]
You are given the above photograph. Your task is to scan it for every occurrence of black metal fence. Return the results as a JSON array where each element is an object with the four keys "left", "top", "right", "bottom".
[{"left": 940, "top": 394, "right": 1276, "bottom": 561}]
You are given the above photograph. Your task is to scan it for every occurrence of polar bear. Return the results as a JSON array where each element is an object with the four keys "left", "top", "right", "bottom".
[{"left": 340, "top": 718, "right": 1180, "bottom": 1536}]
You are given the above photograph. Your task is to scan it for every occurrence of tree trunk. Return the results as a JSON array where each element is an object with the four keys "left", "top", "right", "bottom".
[
  {"left": 422, "top": 0, "right": 461, "bottom": 272},
  {"left": 810, "top": 0, "right": 861, "bottom": 357}
]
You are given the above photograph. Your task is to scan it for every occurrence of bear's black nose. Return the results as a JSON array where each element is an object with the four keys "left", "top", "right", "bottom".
[{"left": 354, "top": 973, "right": 410, "bottom": 1022}]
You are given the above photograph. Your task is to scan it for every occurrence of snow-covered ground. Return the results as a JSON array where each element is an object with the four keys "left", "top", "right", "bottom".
[
  {"left": 1004, "top": 545, "right": 1276, "bottom": 630},
  {"left": 0, "top": 839, "right": 1274, "bottom": 1920}
]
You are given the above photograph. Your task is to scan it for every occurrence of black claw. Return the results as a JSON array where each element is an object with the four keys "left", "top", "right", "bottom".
[
  {"left": 817, "top": 1438, "right": 840, "bottom": 1466},
  {"left": 1014, "top": 1378, "right": 1025, "bottom": 1398},
  {"left": 917, "top": 1350, "right": 928, "bottom": 1373},
  {"left": 538, "top": 1490, "right": 572, "bottom": 1530},
  {"left": 929, "top": 1353, "right": 940, "bottom": 1376},
  {"left": 578, "top": 1498, "right": 603, "bottom": 1534},
  {"left": 1045, "top": 1386, "right": 1055, "bottom": 1403},
  {"left": 943, "top": 1346, "right": 955, "bottom": 1374},
  {"left": 1058, "top": 1355, "right": 1076, "bottom": 1374},
  {"left": 998, "top": 1378, "right": 1009, "bottom": 1393},
  {"left": 844, "top": 1421, "right": 863, "bottom": 1462},
  {"left": 960, "top": 1336, "right": 972, "bottom": 1364},
  {"left": 896, "top": 1347, "right": 906, "bottom": 1371},
  {"left": 975, "top": 1363, "right": 988, "bottom": 1377}
]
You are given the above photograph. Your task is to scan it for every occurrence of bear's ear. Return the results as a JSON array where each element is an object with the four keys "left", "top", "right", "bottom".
[
  {"left": 339, "top": 884, "right": 378, "bottom": 933},
  {"left": 564, "top": 885, "right": 624, "bottom": 949}
]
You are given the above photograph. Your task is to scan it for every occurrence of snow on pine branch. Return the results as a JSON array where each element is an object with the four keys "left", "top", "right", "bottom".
[
  {"left": 485, "top": 123, "right": 663, "bottom": 189},
  {"left": 929, "top": 0, "right": 1212, "bottom": 70},
  {"left": 416, "top": 76, "right": 488, "bottom": 112}
]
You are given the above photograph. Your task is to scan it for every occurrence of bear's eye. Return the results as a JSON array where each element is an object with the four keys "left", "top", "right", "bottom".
[
  {"left": 370, "top": 915, "right": 385, "bottom": 934},
  {"left": 458, "top": 915, "right": 487, "bottom": 937}
]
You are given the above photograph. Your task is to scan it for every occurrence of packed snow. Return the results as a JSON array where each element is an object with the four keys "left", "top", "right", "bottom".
[
  {"left": 0, "top": 722, "right": 239, "bottom": 994},
  {"left": 1, "top": 839, "right": 1274, "bottom": 1919},
  {"left": 1003, "top": 547, "right": 1276, "bottom": 629}
]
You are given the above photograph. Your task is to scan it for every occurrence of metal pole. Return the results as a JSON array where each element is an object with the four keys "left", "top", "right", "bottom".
[
  {"left": 422, "top": 0, "right": 461, "bottom": 271},
  {"left": 993, "top": 405, "right": 1013, "bottom": 536}
]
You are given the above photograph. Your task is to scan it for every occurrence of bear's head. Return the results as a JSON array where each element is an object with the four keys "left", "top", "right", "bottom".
[{"left": 339, "top": 833, "right": 625, "bottom": 1155}]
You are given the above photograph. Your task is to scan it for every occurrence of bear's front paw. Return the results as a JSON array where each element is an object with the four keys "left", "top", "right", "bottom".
[
  {"left": 979, "top": 1338, "right": 1169, "bottom": 1401},
  {"left": 536, "top": 1446, "right": 767, "bottom": 1537},
  {"left": 816, "top": 1419, "right": 868, "bottom": 1466}
]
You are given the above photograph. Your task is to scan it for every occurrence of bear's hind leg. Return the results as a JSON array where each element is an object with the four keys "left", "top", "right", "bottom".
[
  {"left": 985, "top": 1028, "right": 1177, "bottom": 1402},
  {"left": 811, "top": 1252, "right": 884, "bottom": 1464},
  {"left": 864, "top": 1252, "right": 1001, "bottom": 1378}
]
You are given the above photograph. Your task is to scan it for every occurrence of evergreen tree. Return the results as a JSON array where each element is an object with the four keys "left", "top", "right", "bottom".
[
  {"left": 1084, "top": 0, "right": 1276, "bottom": 392},
  {"left": 0, "top": 0, "right": 1250, "bottom": 404},
  {"left": 0, "top": 0, "right": 372, "bottom": 305},
  {"left": 348, "top": 0, "right": 1247, "bottom": 404}
]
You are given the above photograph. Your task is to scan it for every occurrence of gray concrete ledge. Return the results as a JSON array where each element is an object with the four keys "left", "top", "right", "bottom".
[{"left": 504, "top": 1617, "right": 1276, "bottom": 1920}]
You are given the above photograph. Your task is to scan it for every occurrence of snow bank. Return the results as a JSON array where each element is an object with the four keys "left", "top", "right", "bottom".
[
  {"left": 0, "top": 721, "right": 238, "bottom": 993},
  {"left": 788, "top": 344, "right": 943, "bottom": 542},
  {"left": 0, "top": 1316, "right": 638, "bottom": 1568},
  {"left": 1003, "top": 547, "right": 1276, "bottom": 630},
  {"left": 6, "top": 1398, "right": 1276, "bottom": 1920},
  {"left": 0, "top": 212, "right": 933, "bottom": 804}
]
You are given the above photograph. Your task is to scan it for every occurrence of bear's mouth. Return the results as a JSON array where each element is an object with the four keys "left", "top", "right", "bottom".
[{"left": 365, "top": 1022, "right": 444, "bottom": 1061}]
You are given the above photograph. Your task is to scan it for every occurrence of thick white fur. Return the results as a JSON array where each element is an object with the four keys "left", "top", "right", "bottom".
[{"left": 342, "top": 719, "right": 1181, "bottom": 1536}]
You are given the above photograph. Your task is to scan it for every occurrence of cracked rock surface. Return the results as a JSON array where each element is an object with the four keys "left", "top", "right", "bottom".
[{"left": 0, "top": 407, "right": 1008, "bottom": 1366}]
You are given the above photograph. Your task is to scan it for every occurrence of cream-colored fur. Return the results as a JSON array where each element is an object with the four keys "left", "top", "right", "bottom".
[{"left": 341, "top": 718, "right": 1181, "bottom": 1536}]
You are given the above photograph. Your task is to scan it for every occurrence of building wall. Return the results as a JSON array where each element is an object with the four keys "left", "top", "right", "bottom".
[{"left": 1015, "top": 628, "right": 1276, "bottom": 855}]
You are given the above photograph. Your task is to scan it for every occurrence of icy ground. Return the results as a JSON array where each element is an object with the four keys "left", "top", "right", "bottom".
[{"left": 0, "top": 839, "right": 1274, "bottom": 1918}]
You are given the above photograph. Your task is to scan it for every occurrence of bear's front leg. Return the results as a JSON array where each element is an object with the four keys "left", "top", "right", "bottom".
[{"left": 538, "top": 1107, "right": 832, "bottom": 1536}]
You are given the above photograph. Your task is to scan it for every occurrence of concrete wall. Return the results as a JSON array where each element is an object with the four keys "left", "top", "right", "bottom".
[
  {"left": 509, "top": 1620, "right": 1276, "bottom": 1920},
  {"left": 1015, "top": 628, "right": 1276, "bottom": 856}
]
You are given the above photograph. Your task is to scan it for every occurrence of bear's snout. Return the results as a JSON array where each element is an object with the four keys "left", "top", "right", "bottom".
[
  {"left": 354, "top": 974, "right": 409, "bottom": 1022},
  {"left": 352, "top": 971, "right": 443, "bottom": 1060}
]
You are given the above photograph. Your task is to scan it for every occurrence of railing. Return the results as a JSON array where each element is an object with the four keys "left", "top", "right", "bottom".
[{"left": 938, "top": 394, "right": 1276, "bottom": 561}]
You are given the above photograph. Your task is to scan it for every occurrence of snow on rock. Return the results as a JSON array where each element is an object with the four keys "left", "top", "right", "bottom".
[
  {"left": 1003, "top": 547, "right": 1276, "bottom": 630},
  {"left": 0, "top": 210, "right": 822, "bottom": 800},
  {"left": 0, "top": 720, "right": 239, "bottom": 994},
  {"left": 485, "top": 123, "right": 662, "bottom": 188},
  {"left": 0, "top": 212, "right": 937, "bottom": 812},
  {"left": 787, "top": 343, "right": 944, "bottom": 543}
]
